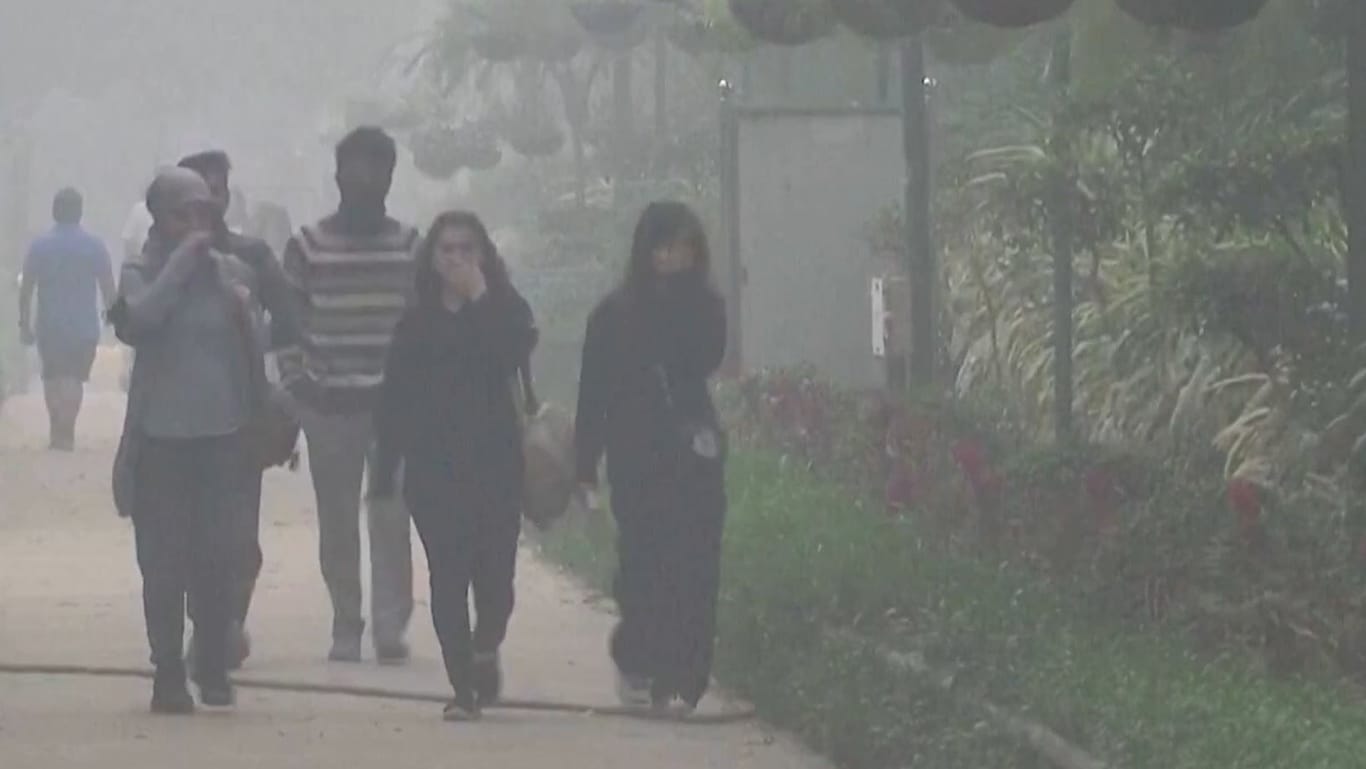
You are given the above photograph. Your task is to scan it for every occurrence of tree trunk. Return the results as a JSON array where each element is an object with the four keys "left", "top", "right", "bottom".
[
  {"left": 572, "top": 132, "right": 588, "bottom": 209},
  {"left": 901, "top": 37, "right": 935, "bottom": 390},
  {"left": 553, "top": 64, "right": 593, "bottom": 209},
  {"left": 1049, "top": 27, "right": 1075, "bottom": 443},
  {"left": 612, "top": 53, "right": 634, "bottom": 204},
  {"left": 653, "top": 31, "right": 669, "bottom": 176},
  {"left": 1348, "top": 4, "right": 1366, "bottom": 342},
  {"left": 654, "top": 31, "right": 668, "bottom": 138}
]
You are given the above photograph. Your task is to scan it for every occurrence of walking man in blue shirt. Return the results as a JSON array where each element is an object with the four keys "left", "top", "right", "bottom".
[{"left": 18, "top": 188, "right": 116, "bottom": 450}]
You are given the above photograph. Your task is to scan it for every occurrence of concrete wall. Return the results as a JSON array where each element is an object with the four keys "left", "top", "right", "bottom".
[{"left": 732, "top": 110, "right": 903, "bottom": 390}]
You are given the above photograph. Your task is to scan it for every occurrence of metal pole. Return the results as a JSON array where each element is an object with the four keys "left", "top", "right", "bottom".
[{"left": 901, "top": 36, "right": 935, "bottom": 390}]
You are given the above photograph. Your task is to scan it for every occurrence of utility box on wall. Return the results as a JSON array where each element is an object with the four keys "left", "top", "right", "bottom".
[{"left": 720, "top": 107, "right": 905, "bottom": 390}]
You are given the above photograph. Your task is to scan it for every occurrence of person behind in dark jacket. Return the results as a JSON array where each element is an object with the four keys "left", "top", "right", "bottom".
[
  {"left": 575, "top": 201, "right": 728, "bottom": 715},
  {"left": 177, "top": 150, "right": 297, "bottom": 673},
  {"left": 371, "top": 211, "right": 537, "bottom": 722},
  {"left": 109, "top": 168, "right": 273, "bottom": 714}
]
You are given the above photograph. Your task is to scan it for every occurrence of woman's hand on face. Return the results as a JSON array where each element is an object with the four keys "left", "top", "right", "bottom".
[{"left": 454, "top": 257, "right": 488, "bottom": 302}]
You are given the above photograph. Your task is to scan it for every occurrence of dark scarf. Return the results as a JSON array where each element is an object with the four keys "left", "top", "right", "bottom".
[{"left": 335, "top": 198, "right": 389, "bottom": 237}]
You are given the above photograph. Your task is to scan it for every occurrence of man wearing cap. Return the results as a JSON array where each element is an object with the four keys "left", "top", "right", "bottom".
[
  {"left": 109, "top": 168, "right": 274, "bottom": 714},
  {"left": 18, "top": 187, "right": 116, "bottom": 450}
]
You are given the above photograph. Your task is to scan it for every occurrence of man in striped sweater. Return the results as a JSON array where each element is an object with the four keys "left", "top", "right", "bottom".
[{"left": 277, "top": 127, "right": 419, "bottom": 664}]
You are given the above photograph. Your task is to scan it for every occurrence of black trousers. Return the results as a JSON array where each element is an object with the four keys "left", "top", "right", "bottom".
[
  {"left": 132, "top": 433, "right": 249, "bottom": 683},
  {"left": 406, "top": 469, "right": 521, "bottom": 694},
  {"left": 188, "top": 469, "right": 263, "bottom": 630},
  {"left": 609, "top": 460, "right": 726, "bottom": 706}
]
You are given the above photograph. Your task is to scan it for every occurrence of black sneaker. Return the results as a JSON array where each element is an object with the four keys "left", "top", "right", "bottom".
[
  {"left": 375, "top": 639, "right": 410, "bottom": 666},
  {"left": 442, "top": 691, "right": 481, "bottom": 722},
  {"left": 150, "top": 671, "right": 195, "bottom": 715},
  {"left": 229, "top": 623, "right": 252, "bottom": 671},
  {"left": 198, "top": 678, "right": 236, "bottom": 708},
  {"left": 650, "top": 680, "right": 678, "bottom": 717},
  {"left": 472, "top": 651, "right": 502, "bottom": 707},
  {"left": 328, "top": 634, "right": 363, "bottom": 663}
]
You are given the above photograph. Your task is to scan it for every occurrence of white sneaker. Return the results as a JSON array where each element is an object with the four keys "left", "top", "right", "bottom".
[
  {"left": 616, "top": 672, "right": 653, "bottom": 709},
  {"left": 672, "top": 701, "right": 697, "bottom": 719}
]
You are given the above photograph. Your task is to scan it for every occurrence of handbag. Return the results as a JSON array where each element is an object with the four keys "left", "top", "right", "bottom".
[
  {"left": 221, "top": 261, "right": 301, "bottom": 472},
  {"left": 110, "top": 291, "right": 157, "bottom": 518},
  {"left": 653, "top": 364, "right": 726, "bottom": 464},
  {"left": 515, "top": 359, "right": 576, "bottom": 529}
]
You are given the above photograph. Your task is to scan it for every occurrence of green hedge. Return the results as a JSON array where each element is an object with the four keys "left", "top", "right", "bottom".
[{"left": 536, "top": 453, "right": 1366, "bottom": 769}]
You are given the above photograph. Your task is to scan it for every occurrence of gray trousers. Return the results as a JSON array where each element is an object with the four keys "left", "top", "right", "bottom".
[{"left": 299, "top": 408, "right": 413, "bottom": 645}]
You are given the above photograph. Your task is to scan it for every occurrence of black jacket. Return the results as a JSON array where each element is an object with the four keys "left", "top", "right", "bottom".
[
  {"left": 574, "top": 278, "right": 727, "bottom": 486},
  {"left": 372, "top": 287, "right": 537, "bottom": 502}
]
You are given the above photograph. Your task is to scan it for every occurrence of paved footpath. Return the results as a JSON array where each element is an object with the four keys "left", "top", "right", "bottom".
[{"left": 0, "top": 349, "right": 826, "bottom": 769}]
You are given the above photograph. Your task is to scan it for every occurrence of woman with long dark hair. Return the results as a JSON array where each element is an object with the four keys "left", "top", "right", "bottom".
[
  {"left": 575, "top": 201, "right": 728, "bottom": 714},
  {"left": 370, "top": 211, "right": 536, "bottom": 721}
]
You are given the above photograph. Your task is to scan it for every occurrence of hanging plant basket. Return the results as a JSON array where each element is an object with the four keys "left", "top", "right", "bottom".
[
  {"left": 571, "top": 2, "right": 643, "bottom": 38},
  {"left": 1307, "top": 0, "right": 1350, "bottom": 41},
  {"left": 600, "top": 21, "right": 651, "bottom": 52},
  {"left": 1114, "top": 0, "right": 1270, "bottom": 32},
  {"left": 344, "top": 97, "right": 392, "bottom": 130},
  {"left": 667, "top": 8, "right": 753, "bottom": 54},
  {"left": 925, "top": 7, "right": 1021, "bottom": 65},
  {"left": 410, "top": 123, "right": 502, "bottom": 179},
  {"left": 410, "top": 125, "right": 463, "bottom": 181},
  {"left": 729, "top": 0, "right": 839, "bottom": 46},
  {"left": 505, "top": 122, "right": 566, "bottom": 158},
  {"left": 456, "top": 124, "right": 503, "bottom": 171},
  {"left": 529, "top": 30, "right": 584, "bottom": 62},
  {"left": 571, "top": 2, "right": 649, "bottom": 51},
  {"left": 950, "top": 0, "right": 1075, "bottom": 28},
  {"left": 471, "top": 31, "right": 528, "bottom": 62},
  {"left": 830, "top": 0, "right": 944, "bottom": 39}
]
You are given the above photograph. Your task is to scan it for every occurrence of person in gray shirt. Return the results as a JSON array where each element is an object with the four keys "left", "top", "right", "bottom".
[{"left": 109, "top": 167, "right": 272, "bottom": 715}]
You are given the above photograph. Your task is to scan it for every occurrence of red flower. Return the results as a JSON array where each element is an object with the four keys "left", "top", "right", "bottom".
[
  {"left": 884, "top": 461, "right": 916, "bottom": 514},
  {"left": 951, "top": 437, "right": 1003, "bottom": 508},
  {"left": 1083, "top": 466, "right": 1115, "bottom": 505},
  {"left": 977, "top": 468, "right": 1004, "bottom": 501},
  {"left": 951, "top": 437, "right": 989, "bottom": 482},
  {"left": 1084, "top": 466, "right": 1120, "bottom": 536},
  {"left": 884, "top": 409, "right": 910, "bottom": 453},
  {"left": 1226, "top": 477, "right": 1262, "bottom": 540}
]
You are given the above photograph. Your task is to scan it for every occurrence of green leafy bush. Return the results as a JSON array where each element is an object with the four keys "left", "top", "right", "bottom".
[{"left": 539, "top": 452, "right": 1366, "bottom": 768}]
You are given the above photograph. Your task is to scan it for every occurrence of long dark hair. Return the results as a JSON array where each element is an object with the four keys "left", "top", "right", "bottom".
[
  {"left": 415, "top": 210, "right": 512, "bottom": 309},
  {"left": 620, "top": 201, "right": 713, "bottom": 307}
]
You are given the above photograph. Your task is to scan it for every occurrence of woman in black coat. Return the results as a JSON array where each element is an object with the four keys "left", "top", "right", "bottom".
[
  {"left": 371, "top": 211, "right": 536, "bottom": 722},
  {"left": 575, "top": 201, "right": 728, "bottom": 715}
]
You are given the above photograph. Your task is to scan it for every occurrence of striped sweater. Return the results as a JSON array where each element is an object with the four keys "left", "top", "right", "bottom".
[{"left": 277, "top": 217, "right": 420, "bottom": 414}]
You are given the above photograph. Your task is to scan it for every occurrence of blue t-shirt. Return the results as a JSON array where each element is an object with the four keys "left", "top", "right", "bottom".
[{"left": 24, "top": 225, "right": 111, "bottom": 346}]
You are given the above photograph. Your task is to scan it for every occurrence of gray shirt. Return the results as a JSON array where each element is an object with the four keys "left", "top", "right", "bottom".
[{"left": 116, "top": 245, "right": 252, "bottom": 439}]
